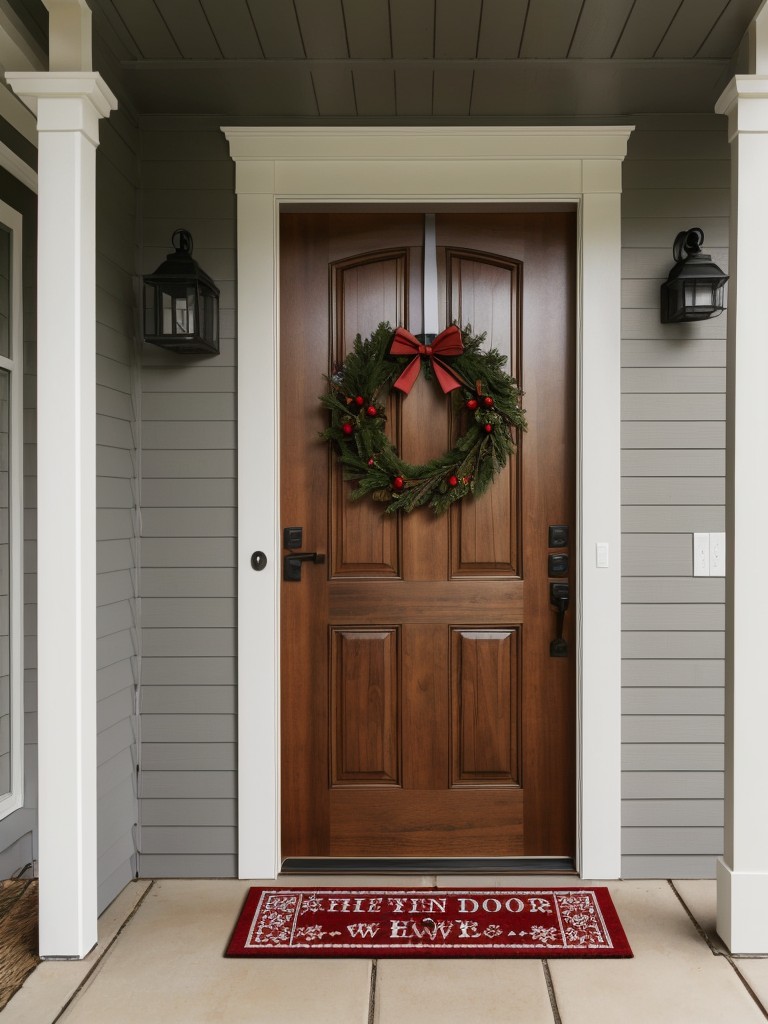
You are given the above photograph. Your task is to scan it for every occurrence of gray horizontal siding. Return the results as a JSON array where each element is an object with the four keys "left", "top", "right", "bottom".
[
  {"left": 137, "top": 854, "right": 236, "bottom": 877},
  {"left": 139, "top": 771, "right": 236, "bottom": 799},
  {"left": 622, "top": 800, "right": 723, "bottom": 827},
  {"left": 138, "top": 124, "right": 237, "bottom": 878},
  {"left": 620, "top": 114, "right": 729, "bottom": 879},
  {"left": 622, "top": 856, "right": 719, "bottom": 879},
  {"left": 622, "top": 772, "right": 723, "bottom": 799},
  {"left": 95, "top": 107, "right": 139, "bottom": 911}
]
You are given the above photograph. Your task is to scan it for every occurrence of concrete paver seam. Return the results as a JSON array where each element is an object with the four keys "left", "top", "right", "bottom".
[
  {"left": 52, "top": 880, "right": 156, "bottom": 1024},
  {"left": 542, "top": 960, "right": 562, "bottom": 1024},
  {"left": 368, "top": 959, "right": 377, "bottom": 1024}
]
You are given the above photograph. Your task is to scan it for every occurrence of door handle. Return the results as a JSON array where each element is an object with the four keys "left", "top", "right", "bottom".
[
  {"left": 283, "top": 551, "right": 326, "bottom": 582},
  {"left": 550, "top": 582, "right": 569, "bottom": 658}
]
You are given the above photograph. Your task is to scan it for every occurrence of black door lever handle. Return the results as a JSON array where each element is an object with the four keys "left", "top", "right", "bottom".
[
  {"left": 550, "top": 582, "right": 569, "bottom": 658},
  {"left": 283, "top": 551, "right": 326, "bottom": 581}
]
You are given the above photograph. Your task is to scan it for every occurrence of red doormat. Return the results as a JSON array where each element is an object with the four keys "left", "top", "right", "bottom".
[{"left": 226, "top": 887, "right": 632, "bottom": 958}]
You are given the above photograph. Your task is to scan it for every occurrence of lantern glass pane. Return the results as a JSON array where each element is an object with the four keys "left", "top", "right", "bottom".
[
  {"left": 162, "top": 291, "right": 173, "bottom": 335},
  {"left": 174, "top": 295, "right": 189, "bottom": 335},
  {"left": 185, "top": 286, "right": 196, "bottom": 335},
  {"left": 694, "top": 282, "right": 714, "bottom": 309},
  {"left": 204, "top": 293, "right": 218, "bottom": 343},
  {"left": 144, "top": 284, "right": 156, "bottom": 336}
]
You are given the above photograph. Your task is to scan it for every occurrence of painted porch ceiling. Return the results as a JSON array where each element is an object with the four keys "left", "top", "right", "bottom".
[{"left": 79, "top": 0, "right": 765, "bottom": 117}]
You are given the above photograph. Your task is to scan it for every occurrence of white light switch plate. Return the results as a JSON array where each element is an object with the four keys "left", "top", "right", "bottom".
[
  {"left": 693, "top": 533, "right": 710, "bottom": 577},
  {"left": 709, "top": 532, "right": 725, "bottom": 576}
]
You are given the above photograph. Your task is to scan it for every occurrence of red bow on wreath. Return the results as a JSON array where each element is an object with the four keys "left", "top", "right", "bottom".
[{"left": 389, "top": 325, "right": 464, "bottom": 395}]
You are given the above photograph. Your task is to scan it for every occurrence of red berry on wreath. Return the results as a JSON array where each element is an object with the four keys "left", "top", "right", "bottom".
[
  {"left": 484, "top": 423, "right": 493, "bottom": 433},
  {"left": 393, "top": 476, "right": 404, "bottom": 491},
  {"left": 366, "top": 405, "right": 378, "bottom": 417},
  {"left": 342, "top": 423, "right": 354, "bottom": 436},
  {"left": 367, "top": 457, "right": 375, "bottom": 466},
  {"left": 448, "top": 475, "right": 459, "bottom": 487},
  {"left": 354, "top": 395, "right": 364, "bottom": 406},
  {"left": 466, "top": 398, "right": 478, "bottom": 410},
  {"left": 483, "top": 396, "right": 494, "bottom": 408}
]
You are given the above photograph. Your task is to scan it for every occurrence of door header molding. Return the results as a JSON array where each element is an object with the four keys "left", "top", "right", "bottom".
[{"left": 224, "top": 124, "right": 633, "bottom": 880}]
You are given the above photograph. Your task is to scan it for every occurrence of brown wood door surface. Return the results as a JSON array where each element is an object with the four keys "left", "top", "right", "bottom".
[{"left": 280, "top": 211, "right": 576, "bottom": 860}]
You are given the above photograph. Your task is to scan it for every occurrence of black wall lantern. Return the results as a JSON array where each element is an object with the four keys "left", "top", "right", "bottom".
[
  {"left": 660, "top": 227, "right": 728, "bottom": 324},
  {"left": 143, "top": 229, "right": 220, "bottom": 354}
]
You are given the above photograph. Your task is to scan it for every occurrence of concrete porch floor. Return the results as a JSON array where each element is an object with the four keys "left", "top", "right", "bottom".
[{"left": 3, "top": 876, "right": 768, "bottom": 1023}]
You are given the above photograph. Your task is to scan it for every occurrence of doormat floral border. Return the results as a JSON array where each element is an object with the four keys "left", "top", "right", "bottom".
[{"left": 226, "top": 887, "right": 632, "bottom": 958}]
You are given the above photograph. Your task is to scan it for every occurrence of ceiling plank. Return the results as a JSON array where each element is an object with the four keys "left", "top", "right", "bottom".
[
  {"left": 390, "top": 0, "right": 434, "bottom": 59},
  {"left": 113, "top": 0, "right": 181, "bottom": 59},
  {"left": 470, "top": 59, "right": 726, "bottom": 116},
  {"left": 155, "top": 0, "right": 222, "bottom": 59},
  {"left": 121, "top": 58, "right": 738, "bottom": 116},
  {"left": 395, "top": 65, "right": 433, "bottom": 116},
  {"left": 435, "top": 0, "right": 482, "bottom": 58},
  {"left": 434, "top": 66, "right": 473, "bottom": 116},
  {"left": 246, "top": 0, "right": 305, "bottom": 58},
  {"left": 89, "top": 0, "right": 142, "bottom": 61},
  {"left": 655, "top": 0, "right": 728, "bottom": 58},
  {"left": 293, "top": 0, "right": 349, "bottom": 59},
  {"left": 352, "top": 65, "right": 396, "bottom": 116},
  {"left": 199, "top": 0, "right": 264, "bottom": 60},
  {"left": 343, "top": 0, "right": 391, "bottom": 59},
  {"left": 312, "top": 66, "right": 357, "bottom": 116},
  {"left": 476, "top": 0, "right": 528, "bottom": 58},
  {"left": 613, "top": 0, "right": 683, "bottom": 59},
  {"left": 696, "top": 0, "right": 761, "bottom": 58},
  {"left": 127, "top": 65, "right": 319, "bottom": 116},
  {"left": 519, "top": 0, "right": 585, "bottom": 58},
  {"left": 569, "top": 0, "right": 634, "bottom": 58}
]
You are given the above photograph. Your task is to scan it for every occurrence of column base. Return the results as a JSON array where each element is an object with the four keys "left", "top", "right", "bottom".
[{"left": 717, "top": 858, "right": 768, "bottom": 953}]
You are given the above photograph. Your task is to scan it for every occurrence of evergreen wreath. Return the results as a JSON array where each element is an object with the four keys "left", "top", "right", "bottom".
[{"left": 321, "top": 321, "right": 527, "bottom": 515}]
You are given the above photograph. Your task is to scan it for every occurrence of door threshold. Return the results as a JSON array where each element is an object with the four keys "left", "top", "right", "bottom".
[{"left": 280, "top": 857, "right": 576, "bottom": 875}]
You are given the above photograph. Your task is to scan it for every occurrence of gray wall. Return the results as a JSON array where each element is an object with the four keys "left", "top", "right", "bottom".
[
  {"left": 95, "top": 106, "right": 140, "bottom": 911},
  {"left": 133, "top": 114, "right": 729, "bottom": 880},
  {"left": 621, "top": 113, "right": 728, "bottom": 878},
  {"left": 137, "top": 120, "right": 237, "bottom": 878}
]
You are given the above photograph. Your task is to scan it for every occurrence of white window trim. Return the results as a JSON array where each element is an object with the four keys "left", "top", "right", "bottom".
[
  {"left": 223, "top": 126, "right": 632, "bottom": 880},
  {"left": 0, "top": 199, "right": 24, "bottom": 820}
]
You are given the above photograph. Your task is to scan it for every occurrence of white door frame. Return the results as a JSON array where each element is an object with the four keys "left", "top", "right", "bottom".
[{"left": 223, "top": 126, "right": 633, "bottom": 880}]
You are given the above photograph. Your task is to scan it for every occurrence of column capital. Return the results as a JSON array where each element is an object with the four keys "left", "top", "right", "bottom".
[
  {"left": 5, "top": 71, "right": 116, "bottom": 144},
  {"left": 715, "top": 75, "right": 768, "bottom": 139}
]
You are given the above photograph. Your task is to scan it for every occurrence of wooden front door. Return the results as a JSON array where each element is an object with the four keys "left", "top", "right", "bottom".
[{"left": 280, "top": 211, "right": 576, "bottom": 861}]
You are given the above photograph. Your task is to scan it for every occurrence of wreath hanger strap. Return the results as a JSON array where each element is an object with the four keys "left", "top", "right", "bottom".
[{"left": 389, "top": 325, "right": 464, "bottom": 394}]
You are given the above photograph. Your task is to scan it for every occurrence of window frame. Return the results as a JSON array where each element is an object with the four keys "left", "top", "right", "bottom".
[{"left": 0, "top": 199, "right": 24, "bottom": 820}]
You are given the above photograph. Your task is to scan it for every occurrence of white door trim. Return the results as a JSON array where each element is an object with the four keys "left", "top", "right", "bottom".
[{"left": 223, "top": 126, "right": 633, "bottom": 880}]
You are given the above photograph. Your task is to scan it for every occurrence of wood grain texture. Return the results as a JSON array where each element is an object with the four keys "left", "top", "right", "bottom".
[
  {"left": 281, "top": 211, "right": 576, "bottom": 860},
  {"left": 329, "top": 789, "right": 525, "bottom": 856},
  {"left": 331, "top": 629, "right": 400, "bottom": 785},
  {"left": 451, "top": 628, "right": 520, "bottom": 785}
]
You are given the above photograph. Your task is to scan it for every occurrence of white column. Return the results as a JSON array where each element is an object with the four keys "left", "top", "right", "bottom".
[
  {"left": 714, "top": 75, "right": 768, "bottom": 954},
  {"left": 6, "top": 71, "right": 116, "bottom": 958},
  {"left": 579, "top": 180, "right": 624, "bottom": 880}
]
